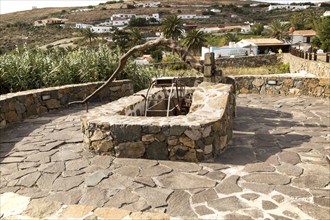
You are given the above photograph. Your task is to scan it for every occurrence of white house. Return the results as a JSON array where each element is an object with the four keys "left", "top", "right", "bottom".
[
  {"left": 199, "top": 27, "right": 221, "bottom": 33},
  {"left": 201, "top": 38, "right": 287, "bottom": 59},
  {"left": 201, "top": 45, "right": 249, "bottom": 60},
  {"left": 240, "top": 25, "right": 251, "bottom": 34},
  {"left": 98, "top": 21, "right": 112, "bottom": 26},
  {"left": 178, "top": 14, "right": 210, "bottom": 19},
  {"left": 134, "top": 2, "right": 160, "bottom": 8},
  {"left": 210, "top": 9, "right": 221, "bottom": 13},
  {"left": 291, "top": 30, "right": 316, "bottom": 44},
  {"left": 135, "top": 13, "right": 160, "bottom": 21},
  {"left": 75, "top": 23, "right": 93, "bottom": 29},
  {"left": 111, "top": 19, "right": 130, "bottom": 26},
  {"left": 151, "top": 13, "right": 160, "bottom": 21},
  {"left": 323, "top": 11, "right": 330, "bottom": 17},
  {"left": 91, "top": 26, "right": 112, "bottom": 33},
  {"left": 194, "top": 15, "right": 211, "bottom": 19},
  {"left": 33, "top": 18, "right": 67, "bottom": 27},
  {"left": 111, "top": 14, "right": 136, "bottom": 21},
  {"left": 178, "top": 14, "right": 197, "bottom": 19},
  {"left": 71, "top": 8, "right": 92, "bottom": 13},
  {"left": 268, "top": 5, "right": 310, "bottom": 11}
]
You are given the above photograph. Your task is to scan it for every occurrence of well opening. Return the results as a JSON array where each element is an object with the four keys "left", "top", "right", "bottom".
[
  {"left": 144, "top": 77, "right": 192, "bottom": 117},
  {"left": 124, "top": 77, "right": 193, "bottom": 117}
]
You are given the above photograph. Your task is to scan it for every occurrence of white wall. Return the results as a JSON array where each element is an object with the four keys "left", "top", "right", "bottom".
[{"left": 91, "top": 26, "right": 112, "bottom": 33}]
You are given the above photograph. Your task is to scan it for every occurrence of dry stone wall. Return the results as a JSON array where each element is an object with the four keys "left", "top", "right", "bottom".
[
  {"left": 281, "top": 53, "right": 330, "bottom": 77},
  {"left": 0, "top": 80, "right": 133, "bottom": 129},
  {"left": 215, "top": 54, "right": 280, "bottom": 68},
  {"left": 231, "top": 74, "right": 330, "bottom": 97},
  {"left": 81, "top": 83, "right": 235, "bottom": 162}
]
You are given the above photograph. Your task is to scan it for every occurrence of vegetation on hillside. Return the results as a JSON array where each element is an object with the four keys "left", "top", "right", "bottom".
[
  {"left": 312, "top": 17, "right": 330, "bottom": 52},
  {"left": 0, "top": 25, "right": 76, "bottom": 55}
]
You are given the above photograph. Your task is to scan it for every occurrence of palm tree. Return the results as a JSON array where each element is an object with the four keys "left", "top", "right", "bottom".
[
  {"left": 160, "top": 15, "right": 184, "bottom": 40},
  {"left": 223, "top": 33, "right": 239, "bottom": 45},
  {"left": 181, "top": 29, "right": 208, "bottom": 55},
  {"left": 81, "top": 28, "right": 97, "bottom": 45},
  {"left": 266, "top": 19, "right": 290, "bottom": 41}
]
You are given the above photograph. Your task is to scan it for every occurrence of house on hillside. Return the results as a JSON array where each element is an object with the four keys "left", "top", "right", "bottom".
[
  {"left": 33, "top": 18, "right": 67, "bottom": 27},
  {"left": 268, "top": 4, "right": 310, "bottom": 11},
  {"left": 111, "top": 14, "right": 136, "bottom": 20},
  {"left": 239, "top": 38, "right": 290, "bottom": 54},
  {"left": 210, "top": 9, "right": 221, "bottom": 13},
  {"left": 71, "top": 8, "right": 92, "bottom": 13},
  {"left": 91, "top": 26, "right": 112, "bottom": 33},
  {"left": 291, "top": 30, "right": 316, "bottom": 44},
  {"left": 199, "top": 27, "right": 221, "bottom": 33},
  {"left": 111, "top": 19, "right": 130, "bottom": 26},
  {"left": 201, "top": 38, "right": 290, "bottom": 59},
  {"left": 134, "top": 2, "right": 160, "bottom": 8},
  {"left": 201, "top": 45, "right": 249, "bottom": 59},
  {"left": 221, "top": 25, "right": 251, "bottom": 34},
  {"left": 134, "top": 55, "right": 153, "bottom": 65},
  {"left": 75, "top": 23, "right": 93, "bottom": 29},
  {"left": 136, "top": 13, "right": 160, "bottom": 21},
  {"left": 178, "top": 14, "right": 197, "bottom": 19}
]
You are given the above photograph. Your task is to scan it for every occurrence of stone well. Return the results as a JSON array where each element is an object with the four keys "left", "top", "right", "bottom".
[{"left": 81, "top": 83, "right": 235, "bottom": 162}]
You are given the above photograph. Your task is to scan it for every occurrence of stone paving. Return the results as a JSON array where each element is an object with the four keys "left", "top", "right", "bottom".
[{"left": 0, "top": 94, "right": 329, "bottom": 219}]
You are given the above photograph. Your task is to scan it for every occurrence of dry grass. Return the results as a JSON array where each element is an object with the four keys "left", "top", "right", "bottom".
[
  {"left": 156, "top": 65, "right": 289, "bottom": 78},
  {"left": 221, "top": 65, "right": 289, "bottom": 76},
  {"left": 0, "top": 7, "right": 74, "bottom": 24}
]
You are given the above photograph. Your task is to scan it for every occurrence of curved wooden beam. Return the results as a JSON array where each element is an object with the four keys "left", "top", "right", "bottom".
[{"left": 69, "top": 37, "right": 202, "bottom": 106}]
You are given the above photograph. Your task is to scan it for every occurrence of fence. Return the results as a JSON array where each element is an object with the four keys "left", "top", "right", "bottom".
[{"left": 290, "top": 47, "right": 330, "bottom": 63}]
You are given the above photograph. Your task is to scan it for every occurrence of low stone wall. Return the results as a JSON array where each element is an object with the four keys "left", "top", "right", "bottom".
[
  {"left": 230, "top": 74, "right": 330, "bottom": 97},
  {"left": 215, "top": 54, "right": 280, "bottom": 68},
  {"left": 281, "top": 53, "right": 330, "bottom": 77},
  {"left": 81, "top": 83, "right": 235, "bottom": 162},
  {"left": 0, "top": 80, "right": 133, "bottom": 129}
]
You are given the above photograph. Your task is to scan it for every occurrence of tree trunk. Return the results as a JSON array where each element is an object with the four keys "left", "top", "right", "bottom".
[{"left": 69, "top": 37, "right": 202, "bottom": 106}]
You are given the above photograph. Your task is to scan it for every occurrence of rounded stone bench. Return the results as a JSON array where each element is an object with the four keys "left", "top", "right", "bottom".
[{"left": 81, "top": 83, "right": 235, "bottom": 162}]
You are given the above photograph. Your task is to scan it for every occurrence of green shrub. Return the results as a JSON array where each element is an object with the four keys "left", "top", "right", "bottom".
[
  {"left": 277, "top": 63, "right": 290, "bottom": 73},
  {"left": 0, "top": 45, "right": 161, "bottom": 94}
]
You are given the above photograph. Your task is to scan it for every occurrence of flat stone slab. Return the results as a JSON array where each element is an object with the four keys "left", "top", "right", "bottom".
[
  {"left": 275, "top": 185, "right": 311, "bottom": 198},
  {"left": 215, "top": 175, "right": 242, "bottom": 194},
  {"left": 156, "top": 172, "right": 217, "bottom": 189},
  {"left": 208, "top": 196, "right": 248, "bottom": 212},
  {"left": 85, "top": 170, "right": 110, "bottom": 187},
  {"left": 167, "top": 190, "right": 197, "bottom": 218},
  {"left": 22, "top": 198, "right": 62, "bottom": 218},
  {"left": 134, "top": 187, "right": 173, "bottom": 208},
  {"left": 242, "top": 173, "right": 291, "bottom": 185}
]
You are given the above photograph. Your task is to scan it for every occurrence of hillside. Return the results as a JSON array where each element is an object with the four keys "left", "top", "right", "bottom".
[
  {"left": 0, "top": 0, "right": 328, "bottom": 54},
  {"left": 0, "top": 0, "right": 255, "bottom": 25}
]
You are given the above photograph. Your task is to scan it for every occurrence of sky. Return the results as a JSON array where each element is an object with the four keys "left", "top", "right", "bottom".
[
  {"left": 0, "top": 0, "right": 108, "bottom": 14},
  {"left": 1, "top": 0, "right": 329, "bottom": 14}
]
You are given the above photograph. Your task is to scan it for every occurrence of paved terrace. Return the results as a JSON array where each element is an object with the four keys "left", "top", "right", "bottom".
[{"left": 0, "top": 94, "right": 329, "bottom": 219}]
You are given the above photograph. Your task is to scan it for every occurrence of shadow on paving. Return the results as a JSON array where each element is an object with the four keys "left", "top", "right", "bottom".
[
  {"left": 214, "top": 106, "right": 323, "bottom": 165},
  {"left": 0, "top": 103, "right": 102, "bottom": 163}
]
